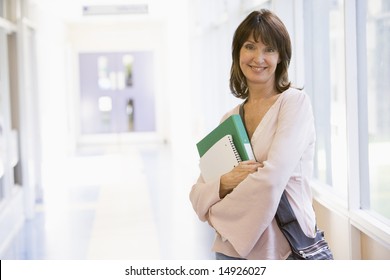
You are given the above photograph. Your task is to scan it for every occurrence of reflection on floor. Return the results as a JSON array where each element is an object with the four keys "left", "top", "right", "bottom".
[{"left": 1, "top": 143, "right": 215, "bottom": 260}]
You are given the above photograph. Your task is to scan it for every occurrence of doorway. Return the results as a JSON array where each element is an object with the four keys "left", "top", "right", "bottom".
[{"left": 78, "top": 51, "right": 156, "bottom": 135}]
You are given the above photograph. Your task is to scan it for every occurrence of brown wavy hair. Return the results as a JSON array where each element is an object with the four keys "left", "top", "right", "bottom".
[{"left": 229, "top": 9, "right": 292, "bottom": 98}]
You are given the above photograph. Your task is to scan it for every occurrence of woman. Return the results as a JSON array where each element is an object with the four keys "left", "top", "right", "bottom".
[{"left": 189, "top": 9, "right": 317, "bottom": 260}]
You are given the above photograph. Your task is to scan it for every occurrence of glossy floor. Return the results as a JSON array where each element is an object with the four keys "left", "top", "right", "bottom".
[{"left": 1, "top": 143, "right": 215, "bottom": 260}]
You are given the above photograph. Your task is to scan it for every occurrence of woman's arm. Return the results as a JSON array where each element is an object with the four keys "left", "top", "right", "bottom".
[
  {"left": 219, "top": 160, "right": 263, "bottom": 198},
  {"left": 189, "top": 176, "right": 222, "bottom": 223}
]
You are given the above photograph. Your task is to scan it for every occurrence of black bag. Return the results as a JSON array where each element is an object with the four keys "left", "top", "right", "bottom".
[{"left": 275, "top": 192, "right": 334, "bottom": 260}]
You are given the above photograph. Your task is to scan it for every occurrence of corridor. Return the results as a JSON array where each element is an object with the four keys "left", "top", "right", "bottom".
[
  {"left": 1, "top": 0, "right": 390, "bottom": 264},
  {"left": 1, "top": 142, "right": 215, "bottom": 260}
]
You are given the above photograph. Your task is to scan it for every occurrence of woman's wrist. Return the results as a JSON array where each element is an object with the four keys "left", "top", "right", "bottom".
[{"left": 219, "top": 175, "right": 233, "bottom": 198}]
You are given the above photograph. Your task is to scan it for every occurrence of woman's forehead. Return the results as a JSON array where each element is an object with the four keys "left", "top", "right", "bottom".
[
  {"left": 248, "top": 29, "right": 277, "bottom": 47},
  {"left": 245, "top": 32, "right": 265, "bottom": 45}
]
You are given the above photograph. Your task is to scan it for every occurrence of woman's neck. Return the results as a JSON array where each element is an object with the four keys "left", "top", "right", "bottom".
[{"left": 247, "top": 84, "right": 277, "bottom": 103}]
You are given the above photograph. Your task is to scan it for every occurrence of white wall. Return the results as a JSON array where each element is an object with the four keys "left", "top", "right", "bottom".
[{"left": 33, "top": 7, "right": 70, "bottom": 162}]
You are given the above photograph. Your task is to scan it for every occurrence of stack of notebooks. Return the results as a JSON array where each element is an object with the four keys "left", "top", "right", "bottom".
[{"left": 196, "top": 114, "right": 255, "bottom": 182}]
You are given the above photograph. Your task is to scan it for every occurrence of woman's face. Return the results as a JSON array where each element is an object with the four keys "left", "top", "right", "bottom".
[{"left": 239, "top": 34, "right": 280, "bottom": 89}]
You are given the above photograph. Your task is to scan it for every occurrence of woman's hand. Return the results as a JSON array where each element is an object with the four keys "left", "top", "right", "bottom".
[{"left": 219, "top": 160, "right": 263, "bottom": 198}]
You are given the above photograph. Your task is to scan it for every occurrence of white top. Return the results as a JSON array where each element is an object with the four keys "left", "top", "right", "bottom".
[{"left": 189, "top": 88, "right": 317, "bottom": 259}]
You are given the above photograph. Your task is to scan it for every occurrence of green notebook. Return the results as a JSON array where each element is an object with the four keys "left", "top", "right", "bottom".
[{"left": 196, "top": 114, "right": 255, "bottom": 161}]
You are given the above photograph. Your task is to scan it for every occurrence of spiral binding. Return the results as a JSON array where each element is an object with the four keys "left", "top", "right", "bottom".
[{"left": 227, "top": 135, "right": 242, "bottom": 164}]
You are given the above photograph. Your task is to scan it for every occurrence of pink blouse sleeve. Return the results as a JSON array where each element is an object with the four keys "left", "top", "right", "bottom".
[
  {"left": 189, "top": 176, "right": 222, "bottom": 223},
  {"left": 207, "top": 91, "right": 315, "bottom": 257}
]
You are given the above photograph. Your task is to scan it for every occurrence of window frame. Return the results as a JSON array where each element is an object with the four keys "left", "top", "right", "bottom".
[{"left": 306, "top": 0, "right": 390, "bottom": 247}]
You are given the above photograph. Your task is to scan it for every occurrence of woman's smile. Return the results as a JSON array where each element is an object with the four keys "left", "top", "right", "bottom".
[{"left": 249, "top": 65, "right": 267, "bottom": 73}]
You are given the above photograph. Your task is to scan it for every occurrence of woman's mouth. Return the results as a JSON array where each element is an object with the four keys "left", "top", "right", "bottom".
[{"left": 250, "top": 65, "right": 265, "bottom": 72}]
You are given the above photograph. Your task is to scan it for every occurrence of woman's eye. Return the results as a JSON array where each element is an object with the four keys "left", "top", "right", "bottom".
[
  {"left": 266, "top": 47, "right": 276, "bottom": 52},
  {"left": 244, "top": 44, "right": 255, "bottom": 50}
]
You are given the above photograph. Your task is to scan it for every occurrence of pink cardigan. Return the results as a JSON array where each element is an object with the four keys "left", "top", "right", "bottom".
[{"left": 189, "top": 88, "right": 317, "bottom": 260}]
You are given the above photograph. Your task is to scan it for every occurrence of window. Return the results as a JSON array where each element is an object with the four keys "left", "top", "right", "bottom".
[
  {"left": 303, "top": 0, "right": 348, "bottom": 198},
  {"left": 364, "top": 0, "right": 390, "bottom": 220},
  {"left": 79, "top": 52, "right": 156, "bottom": 134},
  {"left": 0, "top": 27, "right": 6, "bottom": 202},
  {"left": 0, "top": 0, "right": 4, "bottom": 18},
  {"left": 328, "top": 0, "right": 348, "bottom": 197},
  {"left": 304, "top": 0, "right": 390, "bottom": 222}
]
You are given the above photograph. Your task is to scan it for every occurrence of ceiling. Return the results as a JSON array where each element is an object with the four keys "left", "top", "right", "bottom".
[{"left": 29, "top": 0, "right": 168, "bottom": 23}]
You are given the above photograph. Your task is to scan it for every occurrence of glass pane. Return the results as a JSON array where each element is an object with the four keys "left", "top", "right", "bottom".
[
  {"left": 366, "top": 0, "right": 390, "bottom": 219},
  {"left": 123, "top": 54, "right": 134, "bottom": 88},
  {"left": 0, "top": 109, "right": 4, "bottom": 201},
  {"left": 0, "top": 27, "right": 5, "bottom": 200},
  {"left": 97, "top": 56, "right": 113, "bottom": 90},
  {"left": 305, "top": 0, "right": 348, "bottom": 197},
  {"left": 0, "top": 176, "right": 4, "bottom": 201},
  {"left": 328, "top": 0, "right": 348, "bottom": 197},
  {"left": 0, "top": 0, "right": 3, "bottom": 18}
]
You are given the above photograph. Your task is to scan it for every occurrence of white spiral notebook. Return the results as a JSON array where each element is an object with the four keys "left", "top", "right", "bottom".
[{"left": 199, "top": 134, "right": 242, "bottom": 183}]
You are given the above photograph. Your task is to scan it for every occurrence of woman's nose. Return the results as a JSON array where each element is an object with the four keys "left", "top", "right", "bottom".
[{"left": 253, "top": 50, "right": 265, "bottom": 63}]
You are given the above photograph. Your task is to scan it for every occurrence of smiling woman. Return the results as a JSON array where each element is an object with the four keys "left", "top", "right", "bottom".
[
  {"left": 189, "top": 9, "right": 323, "bottom": 260},
  {"left": 229, "top": 9, "right": 292, "bottom": 99}
]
